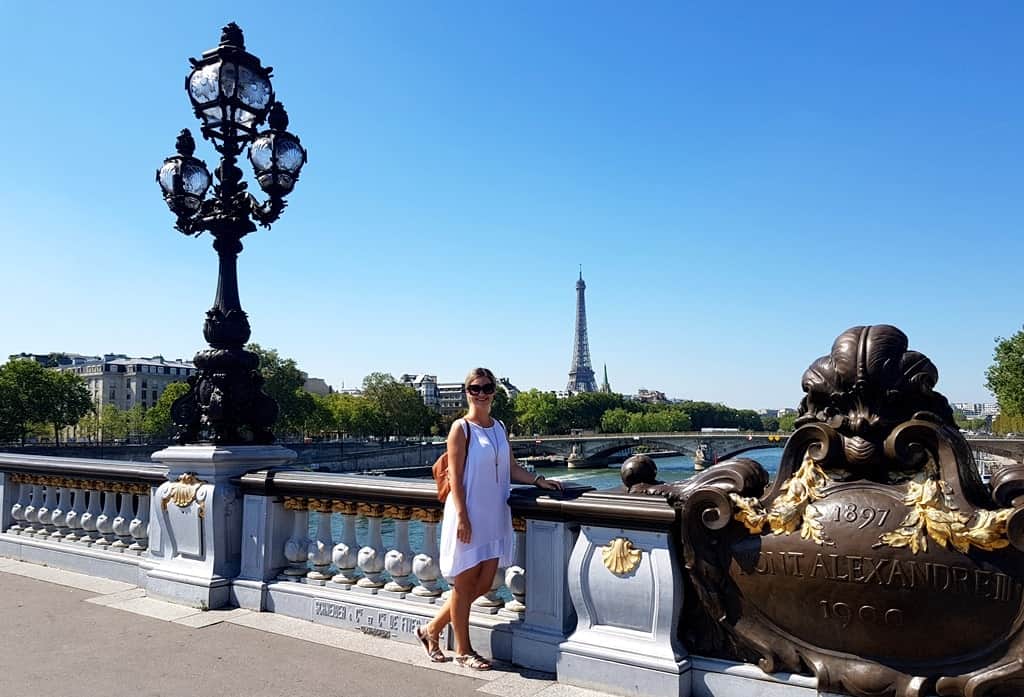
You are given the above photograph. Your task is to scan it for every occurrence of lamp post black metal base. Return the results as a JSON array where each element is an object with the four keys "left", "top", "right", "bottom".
[{"left": 171, "top": 347, "right": 277, "bottom": 445}]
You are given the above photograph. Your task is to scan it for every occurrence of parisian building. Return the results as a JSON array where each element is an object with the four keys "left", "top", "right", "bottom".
[{"left": 57, "top": 354, "right": 197, "bottom": 413}]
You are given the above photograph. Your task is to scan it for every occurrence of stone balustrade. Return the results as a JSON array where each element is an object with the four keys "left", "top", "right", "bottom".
[
  {"left": 0, "top": 453, "right": 165, "bottom": 585},
  {"left": 0, "top": 447, "right": 744, "bottom": 697}
]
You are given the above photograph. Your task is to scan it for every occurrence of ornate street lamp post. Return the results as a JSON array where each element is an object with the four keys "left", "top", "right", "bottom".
[{"left": 156, "top": 23, "right": 307, "bottom": 445}]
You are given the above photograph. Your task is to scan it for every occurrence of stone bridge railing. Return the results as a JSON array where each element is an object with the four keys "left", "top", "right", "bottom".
[
  {"left": 0, "top": 445, "right": 823, "bottom": 697},
  {"left": 511, "top": 432, "right": 788, "bottom": 465}
]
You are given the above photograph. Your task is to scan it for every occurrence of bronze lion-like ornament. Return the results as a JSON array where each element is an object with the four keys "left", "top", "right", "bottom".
[{"left": 636, "top": 325, "right": 1024, "bottom": 697}]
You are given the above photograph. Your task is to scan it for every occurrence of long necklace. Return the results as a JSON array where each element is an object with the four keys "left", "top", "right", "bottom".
[{"left": 485, "top": 422, "right": 500, "bottom": 469}]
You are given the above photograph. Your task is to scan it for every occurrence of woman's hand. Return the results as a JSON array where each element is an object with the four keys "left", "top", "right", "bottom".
[
  {"left": 534, "top": 475, "right": 563, "bottom": 492},
  {"left": 457, "top": 513, "right": 472, "bottom": 544}
]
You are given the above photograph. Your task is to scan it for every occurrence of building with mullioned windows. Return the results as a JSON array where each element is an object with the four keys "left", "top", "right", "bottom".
[{"left": 56, "top": 354, "right": 197, "bottom": 413}]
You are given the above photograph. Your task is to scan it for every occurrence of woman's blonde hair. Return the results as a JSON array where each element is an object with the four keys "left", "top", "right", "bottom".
[{"left": 464, "top": 367, "right": 496, "bottom": 390}]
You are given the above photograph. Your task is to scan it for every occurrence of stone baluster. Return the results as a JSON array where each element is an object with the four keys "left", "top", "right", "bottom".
[
  {"left": 9, "top": 479, "right": 31, "bottom": 533},
  {"left": 49, "top": 484, "right": 71, "bottom": 540},
  {"left": 411, "top": 509, "right": 443, "bottom": 598},
  {"left": 36, "top": 484, "right": 57, "bottom": 537},
  {"left": 111, "top": 488, "right": 135, "bottom": 550},
  {"left": 281, "top": 499, "right": 309, "bottom": 579},
  {"left": 357, "top": 503, "right": 386, "bottom": 589},
  {"left": 306, "top": 500, "right": 334, "bottom": 582},
  {"left": 62, "top": 486, "right": 84, "bottom": 542},
  {"left": 129, "top": 494, "right": 151, "bottom": 552},
  {"left": 94, "top": 489, "right": 118, "bottom": 547},
  {"left": 384, "top": 506, "right": 414, "bottom": 594},
  {"left": 22, "top": 484, "right": 43, "bottom": 536},
  {"left": 504, "top": 518, "right": 528, "bottom": 613},
  {"left": 79, "top": 488, "right": 102, "bottom": 545},
  {"left": 331, "top": 501, "right": 360, "bottom": 585}
]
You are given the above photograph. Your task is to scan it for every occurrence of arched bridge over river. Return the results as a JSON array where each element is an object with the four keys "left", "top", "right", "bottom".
[{"left": 509, "top": 433, "right": 1024, "bottom": 468}]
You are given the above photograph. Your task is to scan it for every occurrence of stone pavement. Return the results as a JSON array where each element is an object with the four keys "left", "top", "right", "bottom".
[{"left": 0, "top": 557, "right": 608, "bottom": 697}]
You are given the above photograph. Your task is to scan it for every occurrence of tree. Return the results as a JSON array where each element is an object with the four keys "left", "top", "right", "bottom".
[
  {"left": 600, "top": 407, "right": 631, "bottom": 433},
  {"left": 0, "top": 359, "right": 53, "bottom": 444},
  {"left": 515, "top": 390, "right": 560, "bottom": 435},
  {"left": 361, "top": 372, "right": 433, "bottom": 439},
  {"left": 248, "top": 343, "right": 310, "bottom": 438},
  {"left": 560, "top": 392, "right": 625, "bottom": 432},
  {"left": 143, "top": 381, "right": 190, "bottom": 439},
  {"left": 100, "top": 404, "right": 129, "bottom": 442},
  {"left": 46, "top": 370, "right": 93, "bottom": 445},
  {"left": 986, "top": 329, "right": 1024, "bottom": 418},
  {"left": 491, "top": 389, "right": 516, "bottom": 432},
  {"left": 778, "top": 413, "right": 798, "bottom": 432}
]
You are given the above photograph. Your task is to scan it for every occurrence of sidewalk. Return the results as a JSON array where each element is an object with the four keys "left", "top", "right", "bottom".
[{"left": 0, "top": 557, "right": 607, "bottom": 697}]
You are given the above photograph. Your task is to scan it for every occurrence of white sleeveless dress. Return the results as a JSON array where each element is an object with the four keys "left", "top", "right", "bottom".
[{"left": 439, "top": 419, "right": 515, "bottom": 579}]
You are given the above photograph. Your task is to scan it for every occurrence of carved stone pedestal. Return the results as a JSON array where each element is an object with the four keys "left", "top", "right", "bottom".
[
  {"left": 146, "top": 445, "right": 296, "bottom": 609},
  {"left": 559, "top": 524, "right": 690, "bottom": 697}
]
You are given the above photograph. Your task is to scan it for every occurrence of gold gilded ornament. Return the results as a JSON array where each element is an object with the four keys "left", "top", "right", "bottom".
[
  {"left": 602, "top": 537, "right": 642, "bottom": 575},
  {"left": 161, "top": 472, "right": 207, "bottom": 517},
  {"left": 876, "top": 473, "right": 1012, "bottom": 554},
  {"left": 731, "top": 452, "right": 834, "bottom": 546}
]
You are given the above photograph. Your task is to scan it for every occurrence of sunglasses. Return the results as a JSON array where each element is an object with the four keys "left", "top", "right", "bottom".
[{"left": 467, "top": 383, "right": 496, "bottom": 395}]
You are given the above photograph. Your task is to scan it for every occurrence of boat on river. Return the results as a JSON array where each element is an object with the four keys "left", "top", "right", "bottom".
[{"left": 693, "top": 442, "right": 714, "bottom": 471}]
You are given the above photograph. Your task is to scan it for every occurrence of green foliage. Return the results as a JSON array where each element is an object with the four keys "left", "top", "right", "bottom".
[
  {"left": 986, "top": 329, "right": 1024, "bottom": 418},
  {"left": 361, "top": 372, "right": 433, "bottom": 439},
  {"left": 0, "top": 359, "right": 92, "bottom": 445},
  {"left": 100, "top": 404, "right": 129, "bottom": 441},
  {"left": 993, "top": 414, "right": 1024, "bottom": 436},
  {"left": 491, "top": 388, "right": 516, "bottom": 432},
  {"left": 48, "top": 370, "right": 93, "bottom": 444},
  {"left": 142, "top": 381, "right": 190, "bottom": 439},
  {"left": 515, "top": 389, "right": 561, "bottom": 435},
  {"left": 248, "top": 343, "right": 314, "bottom": 438},
  {"left": 778, "top": 413, "right": 798, "bottom": 432}
]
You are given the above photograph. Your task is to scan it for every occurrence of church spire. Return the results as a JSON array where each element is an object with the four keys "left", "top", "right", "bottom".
[{"left": 600, "top": 364, "right": 611, "bottom": 393}]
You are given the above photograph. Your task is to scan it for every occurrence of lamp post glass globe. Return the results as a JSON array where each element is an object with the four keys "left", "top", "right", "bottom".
[
  {"left": 249, "top": 104, "right": 307, "bottom": 197},
  {"left": 186, "top": 22, "right": 273, "bottom": 140},
  {"left": 157, "top": 152, "right": 211, "bottom": 215}
]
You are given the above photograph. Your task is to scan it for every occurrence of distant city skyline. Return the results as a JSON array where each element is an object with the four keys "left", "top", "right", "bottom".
[{"left": 2, "top": 3, "right": 1019, "bottom": 409}]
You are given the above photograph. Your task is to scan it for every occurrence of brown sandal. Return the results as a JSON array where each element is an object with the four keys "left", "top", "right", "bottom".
[
  {"left": 455, "top": 652, "right": 492, "bottom": 671},
  {"left": 415, "top": 626, "right": 446, "bottom": 663}
]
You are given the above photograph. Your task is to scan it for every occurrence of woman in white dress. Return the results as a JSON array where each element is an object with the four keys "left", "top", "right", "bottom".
[{"left": 416, "top": 367, "right": 562, "bottom": 670}]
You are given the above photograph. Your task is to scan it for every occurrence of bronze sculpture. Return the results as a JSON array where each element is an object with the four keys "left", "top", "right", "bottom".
[{"left": 636, "top": 325, "right": 1024, "bottom": 697}]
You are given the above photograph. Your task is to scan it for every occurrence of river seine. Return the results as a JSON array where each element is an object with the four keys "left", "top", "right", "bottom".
[{"left": 542, "top": 447, "right": 784, "bottom": 490}]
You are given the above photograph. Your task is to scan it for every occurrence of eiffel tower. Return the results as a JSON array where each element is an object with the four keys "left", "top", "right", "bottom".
[{"left": 567, "top": 270, "right": 598, "bottom": 393}]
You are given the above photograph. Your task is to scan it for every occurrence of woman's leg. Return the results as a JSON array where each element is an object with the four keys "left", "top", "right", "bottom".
[
  {"left": 449, "top": 562, "right": 485, "bottom": 656},
  {"left": 453, "top": 558, "right": 500, "bottom": 657}
]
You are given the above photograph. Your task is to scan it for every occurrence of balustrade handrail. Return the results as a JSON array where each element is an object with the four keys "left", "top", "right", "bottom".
[
  {"left": 237, "top": 470, "right": 446, "bottom": 509},
  {"left": 237, "top": 468, "right": 678, "bottom": 529},
  {"left": 0, "top": 452, "right": 166, "bottom": 485},
  {"left": 509, "top": 487, "right": 678, "bottom": 529}
]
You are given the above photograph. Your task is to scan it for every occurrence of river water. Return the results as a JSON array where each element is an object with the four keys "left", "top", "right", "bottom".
[{"left": 540, "top": 447, "right": 785, "bottom": 490}]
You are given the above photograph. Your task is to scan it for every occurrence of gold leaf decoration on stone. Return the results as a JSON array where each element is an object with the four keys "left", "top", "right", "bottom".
[
  {"left": 730, "top": 452, "right": 835, "bottom": 546},
  {"left": 410, "top": 507, "right": 443, "bottom": 523},
  {"left": 332, "top": 500, "right": 358, "bottom": 515},
  {"left": 283, "top": 496, "right": 307, "bottom": 511},
  {"left": 161, "top": 472, "right": 207, "bottom": 512},
  {"left": 875, "top": 473, "right": 1012, "bottom": 554},
  {"left": 307, "top": 498, "right": 330, "bottom": 513},
  {"left": 601, "top": 537, "right": 642, "bottom": 575}
]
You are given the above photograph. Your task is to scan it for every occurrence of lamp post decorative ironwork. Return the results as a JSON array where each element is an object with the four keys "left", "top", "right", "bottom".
[{"left": 156, "top": 23, "right": 307, "bottom": 445}]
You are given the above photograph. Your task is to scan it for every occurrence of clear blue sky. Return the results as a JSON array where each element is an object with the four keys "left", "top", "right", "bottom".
[{"left": 1, "top": 2, "right": 1021, "bottom": 410}]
